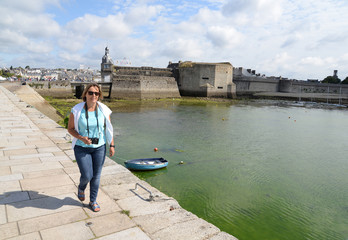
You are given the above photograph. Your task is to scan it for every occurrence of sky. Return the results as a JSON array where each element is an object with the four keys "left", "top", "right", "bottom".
[{"left": 1, "top": 0, "right": 348, "bottom": 80}]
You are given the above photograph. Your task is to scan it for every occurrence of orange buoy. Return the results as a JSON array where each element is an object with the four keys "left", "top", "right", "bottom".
[{"left": 154, "top": 148, "right": 158, "bottom": 152}]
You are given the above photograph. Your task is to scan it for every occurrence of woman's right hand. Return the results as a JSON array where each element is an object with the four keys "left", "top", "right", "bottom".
[{"left": 80, "top": 136, "right": 92, "bottom": 145}]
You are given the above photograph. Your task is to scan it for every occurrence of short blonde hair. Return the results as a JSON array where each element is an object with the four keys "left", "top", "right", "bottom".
[{"left": 81, "top": 83, "right": 103, "bottom": 102}]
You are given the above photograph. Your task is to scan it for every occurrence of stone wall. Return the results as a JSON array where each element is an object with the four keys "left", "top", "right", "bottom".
[
  {"left": 29, "top": 81, "right": 75, "bottom": 98},
  {"left": 111, "top": 66, "right": 180, "bottom": 99},
  {"left": 177, "top": 62, "right": 236, "bottom": 98}
]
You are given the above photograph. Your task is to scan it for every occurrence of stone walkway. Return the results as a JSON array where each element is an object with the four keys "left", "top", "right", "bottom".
[{"left": 0, "top": 85, "right": 237, "bottom": 240}]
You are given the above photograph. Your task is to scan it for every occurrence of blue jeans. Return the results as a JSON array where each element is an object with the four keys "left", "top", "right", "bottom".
[{"left": 74, "top": 144, "right": 106, "bottom": 202}]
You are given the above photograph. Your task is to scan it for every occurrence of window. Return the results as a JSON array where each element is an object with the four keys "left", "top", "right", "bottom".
[{"left": 218, "top": 87, "right": 223, "bottom": 89}]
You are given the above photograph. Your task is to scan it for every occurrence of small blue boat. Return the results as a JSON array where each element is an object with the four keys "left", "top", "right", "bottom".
[{"left": 124, "top": 157, "right": 168, "bottom": 171}]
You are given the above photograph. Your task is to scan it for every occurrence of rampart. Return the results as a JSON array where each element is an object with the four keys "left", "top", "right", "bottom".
[
  {"left": 111, "top": 66, "right": 180, "bottom": 99},
  {"left": 174, "top": 62, "right": 236, "bottom": 98}
]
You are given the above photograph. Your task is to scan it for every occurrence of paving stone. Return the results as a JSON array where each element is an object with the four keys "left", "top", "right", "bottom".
[
  {"left": 0, "top": 180, "right": 21, "bottom": 194},
  {"left": 0, "top": 222, "right": 18, "bottom": 240},
  {"left": 88, "top": 212, "right": 135, "bottom": 237},
  {"left": 10, "top": 153, "right": 53, "bottom": 160},
  {"left": 63, "top": 166, "right": 80, "bottom": 174},
  {"left": 102, "top": 164, "right": 129, "bottom": 175},
  {"left": 132, "top": 208, "right": 198, "bottom": 235},
  {"left": 28, "top": 185, "right": 77, "bottom": 199},
  {"left": 152, "top": 218, "right": 220, "bottom": 240},
  {"left": 4, "top": 148, "right": 38, "bottom": 157},
  {"left": 53, "top": 151, "right": 66, "bottom": 156},
  {"left": 59, "top": 160, "right": 76, "bottom": 168},
  {"left": 0, "top": 166, "right": 10, "bottom": 176},
  {"left": 100, "top": 172, "right": 139, "bottom": 186},
  {"left": 6, "top": 232, "right": 41, "bottom": 240},
  {"left": 18, "top": 208, "right": 88, "bottom": 234},
  {"left": 40, "top": 155, "right": 70, "bottom": 162},
  {"left": 6, "top": 193, "right": 83, "bottom": 222},
  {"left": 0, "top": 191, "right": 30, "bottom": 204},
  {"left": 0, "top": 205, "right": 6, "bottom": 224},
  {"left": 102, "top": 183, "right": 140, "bottom": 201},
  {"left": 11, "top": 162, "right": 63, "bottom": 174},
  {"left": 36, "top": 147, "right": 62, "bottom": 153},
  {"left": 24, "top": 140, "right": 56, "bottom": 148},
  {"left": 97, "top": 227, "right": 151, "bottom": 240},
  {"left": 40, "top": 221, "right": 94, "bottom": 240},
  {"left": 0, "top": 174, "right": 23, "bottom": 182},
  {"left": 20, "top": 174, "right": 74, "bottom": 191},
  {"left": 22, "top": 168, "right": 66, "bottom": 179},
  {"left": 208, "top": 232, "right": 239, "bottom": 240},
  {"left": 83, "top": 189, "right": 121, "bottom": 217},
  {"left": 0, "top": 158, "right": 41, "bottom": 167},
  {"left": 117, "top": 194, "right": 181, "bottom": 217}
]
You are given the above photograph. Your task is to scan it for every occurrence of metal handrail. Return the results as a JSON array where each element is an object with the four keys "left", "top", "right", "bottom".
[{"left": 135, "top": 183, "right": 154, "bottom": 201}]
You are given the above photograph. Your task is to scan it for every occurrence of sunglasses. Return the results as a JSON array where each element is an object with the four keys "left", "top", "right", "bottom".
[{"left": 88, "top": 91, "right": 100, "bottom": 96}]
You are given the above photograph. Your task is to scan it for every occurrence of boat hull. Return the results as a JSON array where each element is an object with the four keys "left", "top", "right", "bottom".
[{"left": 124, "top": 157, "right": 168, "bottom": 171}]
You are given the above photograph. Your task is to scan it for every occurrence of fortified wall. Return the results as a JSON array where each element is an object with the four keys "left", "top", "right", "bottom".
[
  {"left": 111, "top": 66, "right": 181, "bottom": 99},
  {"left": 233, "top": 67, "right": 281, "bottom": 95},
  {"left": 168, "top": 61, "right": 236, "bottom": 98}
]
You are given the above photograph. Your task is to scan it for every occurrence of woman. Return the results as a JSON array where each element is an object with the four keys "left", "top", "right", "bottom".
[{"left": 68, "top": 83, "right": 115, "bottom": 212}]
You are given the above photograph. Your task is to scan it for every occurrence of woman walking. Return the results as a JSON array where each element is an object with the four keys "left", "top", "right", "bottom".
[{"left": 68, "top": 83, "right": 115, "bottom": 212}]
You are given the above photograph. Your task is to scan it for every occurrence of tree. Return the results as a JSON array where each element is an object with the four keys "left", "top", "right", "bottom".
[
  {"left": 341, "top": 77, "right": 348, "bottom": 84},
  {"left": 25, "top": 66, "right": 30, "bottom": 69},
  {"left": 321, "top": 76, "right": 341, "bottom": 84}
]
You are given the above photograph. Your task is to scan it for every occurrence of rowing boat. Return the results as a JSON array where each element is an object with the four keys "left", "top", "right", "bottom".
[{"left": 124, "top": 157, "right": 168, "bottom": 171}]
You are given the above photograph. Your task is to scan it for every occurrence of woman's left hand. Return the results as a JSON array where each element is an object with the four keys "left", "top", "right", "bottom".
[{"left": 110, "top": 147, "right": 115, "bottom": 157}]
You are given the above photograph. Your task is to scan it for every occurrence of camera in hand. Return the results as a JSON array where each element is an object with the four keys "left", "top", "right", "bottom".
[{"left": 89, "top": 138, "right": 99, "bottom": 144}]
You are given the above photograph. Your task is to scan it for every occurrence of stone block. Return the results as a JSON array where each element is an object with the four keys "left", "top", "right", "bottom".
[
  {"left": 6, "top": 193, "right": 83, "bottom": 222},
  {"left": 28, "top": 185, "right": 77, "bottom": 199},
  {"left": 132, "top": 208, "right": 198, "bottom": 234},
  {"left": 40, "top": 221, "right": 94, "bottom": 240},
  {"left": 83, "top": 190, "right": 121, "bottom": 217},
  {"left": 209, "top": 232, "right": 238, "bottom": 240},
  {"left": 59, "top": 160, "right": 76, "bottom": 168},
  {"left": 11, "top": 162, "right": 63, "bottom": 174},
  {"left": 100, "top": 172, "right": 139, "bottom": 186},
  {"left": 97, "top": 227, "right": 151, "bottom": 240},
  {"left": 0, "top": 205, "right": 6, "bottom": 224},
  {"left": 0, "top": 191, "right": 30, "bottom": 204},
  {"left": 0, "top": 222, "right": 18, "bottom": 239},
  {"left": 40, "top": 155, "right": 70, "bottom": 162},
  {"left": 0, "top": 166, "right": 10, "bottom": 176},
  {"left": 6, "top": 232, "right": 41, "bottom": 240},
  {"left": 117, "top": 195, "right": 181, "bottom": 217},
  {"left": 20, "top": 174, "right": 74, "bottom": 191},
  {"left": 88, "top": 212, "right": 136, "bottom": 237},
  {"left": 10, "top": 153, "right": 53, "bottom": 160},
  {"left": 102, "top": 183, "right": 141, "bottom": 201},
  {"left": 0, "top": 158, "right": 41, "bottom": 167},
  {"left": 152, "top": 218, "right": 220, "bottom": 240},
  {"left": 102, "top": 164, "right": 129, "bottom": 175},
  {"left": 4, "top": 148, "right": 38, "bottom": 157},
  {"left": 18, "top": 208, "right": 87, "bottom": 234},
  {"left": 22, "top": 168, "right": 66, "bottom": 179},
  {"left": 37, "top": 147, "right": 62, "bottom": 154},
  {"left": 0, "top": 173, "right": 23, "bottom": 182},
  {"left": 0, "top": 180, "right": 21, "bottom": 194}
]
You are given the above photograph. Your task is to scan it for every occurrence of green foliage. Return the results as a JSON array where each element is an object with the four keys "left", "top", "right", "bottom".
[
  {"left": 25, "top": 66, "right": 30, "bottom": 69},
  {"left": 341, "top": 77, "right": 348, "bottom": 84},
  {"left": 0, "top": 70, "right": 14, "bottom": 78},
  {"left": 321, "top": 76, "right": 341, "bottom": 84}
]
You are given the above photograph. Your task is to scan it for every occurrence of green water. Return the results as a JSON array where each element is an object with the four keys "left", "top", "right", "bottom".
[{"left": 110, "top": 101, "right": 348, "bottom": 240}]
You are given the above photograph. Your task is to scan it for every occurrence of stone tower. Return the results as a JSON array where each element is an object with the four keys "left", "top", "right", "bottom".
[{"left": 101, "top": 47, "right": 113, "bottom": 82}]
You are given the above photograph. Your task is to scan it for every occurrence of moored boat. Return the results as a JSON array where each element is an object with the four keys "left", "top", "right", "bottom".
[{"left": 124, "top": 157, "right": 168, "bottom": 171}]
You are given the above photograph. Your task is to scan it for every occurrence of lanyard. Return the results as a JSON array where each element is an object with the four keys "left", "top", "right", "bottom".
[{"left": 84, "top": 103, "right": 99, "bottom": 138}]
